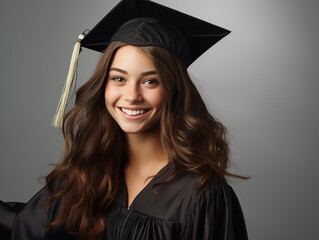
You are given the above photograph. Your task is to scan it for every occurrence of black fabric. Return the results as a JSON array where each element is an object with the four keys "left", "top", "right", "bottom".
[
  {"left": 0, "top": 165, "right": 248, "bottom": 240},
  {"left": 0, "top": 202, "right": 25, "bottom": 240},
  {"left": 81, "top": 0, "right": 230, "bottom": 67},
  {"left": 110, "top": 17, "right": 192, "bottom": 66}
]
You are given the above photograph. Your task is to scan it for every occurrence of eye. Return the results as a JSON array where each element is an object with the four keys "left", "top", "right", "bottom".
[
  {"left": 111, "top": 76, "right": 125, "bottom": 83},
  {"left": 143, "top": 79, "right": 159, "bottom": 85}
]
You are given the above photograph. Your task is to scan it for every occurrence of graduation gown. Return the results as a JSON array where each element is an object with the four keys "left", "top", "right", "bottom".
[{"left": 0, "top": 164, "right": 248, "bottom": 240}]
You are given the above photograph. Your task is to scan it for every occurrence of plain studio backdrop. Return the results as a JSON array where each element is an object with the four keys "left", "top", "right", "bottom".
[{"left": 1, "top": 0, "right": 318, "bottom": 239}]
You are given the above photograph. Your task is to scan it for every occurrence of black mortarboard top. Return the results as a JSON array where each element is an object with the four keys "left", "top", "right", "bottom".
[
  {"left": 81, "top": 0, "right": 230, "bottom": 67},
  {"left": 52, "top": 0, "right": 230, "bottom": 128}
]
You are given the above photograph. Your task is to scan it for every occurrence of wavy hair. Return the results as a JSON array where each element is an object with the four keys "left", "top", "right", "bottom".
[{"left": 46, "top": 41, "right": 244, "bottom": 240}]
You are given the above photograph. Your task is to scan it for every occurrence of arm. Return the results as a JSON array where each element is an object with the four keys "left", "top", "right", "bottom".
[
  {"left": 0, "top": 201, "right": 25, "bottom": 240},
  {"left": 1, "top": 187, "right": 54, "bottom": 240}
]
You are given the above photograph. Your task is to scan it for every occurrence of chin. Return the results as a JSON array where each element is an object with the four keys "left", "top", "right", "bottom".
[
  {"left": 118, "top": 124, "right": 145, "bottom": 134},
  {"left": 119, "top": 122, "right": 160, "bottom": 135}
]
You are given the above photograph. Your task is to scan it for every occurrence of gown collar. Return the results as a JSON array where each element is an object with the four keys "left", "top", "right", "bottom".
[{"left": 115, "top": 162, "right": 174, "bottom": 210}]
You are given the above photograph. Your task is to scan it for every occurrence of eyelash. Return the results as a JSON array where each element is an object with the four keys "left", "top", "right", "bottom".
[
  {"left": 111, "top": 77, "right": 124, "bottom": 82},
  {"left": 143, "top": 79, "right": 159, "bottom": 85}
]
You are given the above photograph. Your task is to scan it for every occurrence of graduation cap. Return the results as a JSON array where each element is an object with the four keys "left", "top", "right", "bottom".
[{"left": 52, "top": 0, "right": 230, "bottom": 127}]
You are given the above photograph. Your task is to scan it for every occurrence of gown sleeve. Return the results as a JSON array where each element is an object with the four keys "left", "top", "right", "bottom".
[
  {"left": 180, "top": 182, "right": 248, "bottom": 240},
  {"left": 0, "top": 201, "right": 25, "bottom": 240},
  {"left": 0, "top": 187, "right": 53, "bottom": 240}
]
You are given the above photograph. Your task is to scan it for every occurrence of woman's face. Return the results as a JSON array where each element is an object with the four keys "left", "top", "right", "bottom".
[{"left": 105, "top": 45, "right": 163, "bottom": 134}]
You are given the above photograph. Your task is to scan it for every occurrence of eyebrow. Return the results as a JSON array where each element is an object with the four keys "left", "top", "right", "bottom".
[{"left": 109, "top": 67, "right": 157, "bottom": 76}]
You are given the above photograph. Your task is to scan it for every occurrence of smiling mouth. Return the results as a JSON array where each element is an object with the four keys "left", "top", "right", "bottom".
[{"left": 120, "top": 107, "right": 149, "bottom": 116}]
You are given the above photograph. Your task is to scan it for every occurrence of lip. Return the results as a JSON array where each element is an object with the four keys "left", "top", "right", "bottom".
[
  {"left": 120, "top": 106, "right": 149, "bottom": 111},
  {"left": 116, "top": 107, "right": 150, "bottom": 120}
]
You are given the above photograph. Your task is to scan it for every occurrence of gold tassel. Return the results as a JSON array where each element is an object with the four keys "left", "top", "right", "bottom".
[{"left": 52, "top": 31, "right": 88, "bottom": 128}]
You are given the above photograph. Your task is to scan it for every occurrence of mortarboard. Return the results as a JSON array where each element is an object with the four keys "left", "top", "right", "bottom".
[{"left": 52, "top": 0, "right": 230, "bottom": 127}]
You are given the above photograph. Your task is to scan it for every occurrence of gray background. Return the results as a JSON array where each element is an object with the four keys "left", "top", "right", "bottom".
[{"left": 1, "top": 0, "right": 318, "bottom": 239}]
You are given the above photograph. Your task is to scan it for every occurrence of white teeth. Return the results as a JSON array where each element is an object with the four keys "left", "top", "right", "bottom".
[{"left": 121, "top": 108, "right": 145, "bottom": 116}]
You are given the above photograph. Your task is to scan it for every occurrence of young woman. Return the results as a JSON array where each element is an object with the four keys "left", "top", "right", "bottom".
[{"left": 0, "top": 0, "right": 248, "bottom": 239}]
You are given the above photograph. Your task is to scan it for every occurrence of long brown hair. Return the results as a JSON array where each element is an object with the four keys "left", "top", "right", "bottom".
[{"left": 46, "top": 41, "right": 243, "bottom": 239}]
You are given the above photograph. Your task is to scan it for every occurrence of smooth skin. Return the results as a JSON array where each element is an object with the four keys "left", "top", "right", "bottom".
[{"left": 105, "top": 45, "right": 168, "bottom": 208}]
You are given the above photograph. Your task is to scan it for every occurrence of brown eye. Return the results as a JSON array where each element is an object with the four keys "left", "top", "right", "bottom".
[
  {"left": 143, "top": 79, "right": 159, "bottom": 85},
  {"left": 112, "top": 77, "right": 125, "bottom": 83}
]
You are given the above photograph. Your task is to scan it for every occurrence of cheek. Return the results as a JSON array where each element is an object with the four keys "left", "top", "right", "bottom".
[
  {"left": 152, "top": 88, "right": 164, "bottom": 108},
  {"left": 104, "top": 83, "right": 118, "bottom": 108}
]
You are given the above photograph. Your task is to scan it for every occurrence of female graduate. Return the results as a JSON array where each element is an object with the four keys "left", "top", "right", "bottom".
[{"left": 0, "top": 0, "right": 248, "bottom": 239}]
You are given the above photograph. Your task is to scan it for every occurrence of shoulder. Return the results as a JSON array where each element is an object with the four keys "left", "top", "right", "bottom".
[
  {"left": 198, "top": 179, "right": 238, "bottom": 205},
  {"left": 180, "top": 178, "right": 248, "bottom": 239},
  {"left": 173, "top": 173, "right": 236, "bottom": 215},
  {"left": 188, "top": 179, "right": 242, "bottom": 219},
  {"left": 166, "top": 169, "right": 236, "bottom": 210}
]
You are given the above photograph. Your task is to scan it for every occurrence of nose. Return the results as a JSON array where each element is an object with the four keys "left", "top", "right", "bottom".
[{"left": 124, "top": 83, "right": 143, "bottom": 103}]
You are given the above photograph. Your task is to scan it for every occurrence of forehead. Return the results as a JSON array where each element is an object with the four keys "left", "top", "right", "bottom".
[{"left": 110, "top": 45, "right": 156, "bottom": 72}]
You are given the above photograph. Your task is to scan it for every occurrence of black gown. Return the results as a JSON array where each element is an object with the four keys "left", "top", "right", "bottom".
[{"left": 0, "top": 164, "right": 248, "bottom": 240}]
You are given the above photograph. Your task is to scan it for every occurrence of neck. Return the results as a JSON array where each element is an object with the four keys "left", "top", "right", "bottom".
[{"left": 125, "top": 126, "right": 168, "bottom": 169}]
